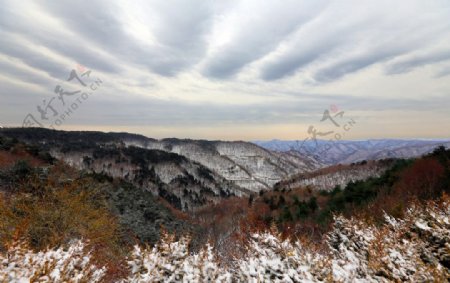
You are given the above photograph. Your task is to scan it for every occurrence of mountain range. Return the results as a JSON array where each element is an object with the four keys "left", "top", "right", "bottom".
[
  {"left": 254, "top": 139, "right": 450, "bottom": 165},
  {"left": 0, "top": 128, "right": 319, "bottom": 210},
  {"left": 2, "top": 128, "right": 448, "bottom": 210}
]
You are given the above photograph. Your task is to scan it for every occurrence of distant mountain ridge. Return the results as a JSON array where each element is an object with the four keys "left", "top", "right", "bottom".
[{"left": 253, "top": 139, "right": 450, "bottom": 165}]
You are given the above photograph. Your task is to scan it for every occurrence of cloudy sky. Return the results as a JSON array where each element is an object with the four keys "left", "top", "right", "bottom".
[{"left": 1, "top": 0, "right": 450, "bottom": 140}]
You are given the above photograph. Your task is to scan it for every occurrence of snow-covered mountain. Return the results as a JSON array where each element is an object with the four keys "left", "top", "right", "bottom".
[
  {"left": 124, "top": 138, "right": 321, "bottom": 192},
  {"left": 50, "top": 146, "right": 244, "bottom": 211},
  {"left": 0, "top": 128, "right": 321, "bottom": 209},
  {"left": 254, "top": 139, "right": 450, "bottom": 165},
  {"left": 276, "top": 159, "right": 393, "bottom": 192}
]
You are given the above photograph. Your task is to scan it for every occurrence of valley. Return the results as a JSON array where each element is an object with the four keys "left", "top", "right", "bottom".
[{"left": 0, "top": 128, "right": 449, "bottom": 281}]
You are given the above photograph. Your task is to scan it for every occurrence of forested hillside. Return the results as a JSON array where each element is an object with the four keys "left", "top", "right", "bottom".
[{"left": 0, "top": 130, "right": 449, "bottom": 282}]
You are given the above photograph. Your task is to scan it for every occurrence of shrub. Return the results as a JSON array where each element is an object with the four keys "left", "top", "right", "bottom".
[
  {"left": 11, "top": 160, "right": 32, "bottom": 179},
  {"left": 127, "top": 195, "right": 450, "bottom": 282},
  {"left": 0, "top": 240, "right": 105, "bottom": 282},
  {"left": 126, "top": 233, "right": 230, "bottom": 282},
  {"left": 0, "top": 165, "right": 127, "bottom": 279}
]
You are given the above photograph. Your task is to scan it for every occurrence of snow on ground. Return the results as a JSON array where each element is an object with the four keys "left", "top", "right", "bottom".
[{"left": 1, "top": 197, "right": 449, "bottom": 282}]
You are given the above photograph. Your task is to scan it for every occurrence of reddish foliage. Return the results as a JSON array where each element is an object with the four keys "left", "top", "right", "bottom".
[
  {"left": 395, "top": 158, "right": 445, "bottom": 198},
  {"left": 355, "top": 157, "right": 447, "bottom": 224},
  {"left": 0, "top": 150, "right": 43, "bottom": 169},
  {"left": 158, "top": 197, "right": 190, "bottom": 221}
]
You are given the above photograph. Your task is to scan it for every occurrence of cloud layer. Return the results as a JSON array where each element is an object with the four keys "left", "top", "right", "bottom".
[{"left": 1, "top": 0, "right": 449, "bottom": 139}]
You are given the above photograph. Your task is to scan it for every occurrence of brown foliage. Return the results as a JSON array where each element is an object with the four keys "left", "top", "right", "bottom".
[
  {"left": 0, "top": 148, "right": 43, "bottom": 169},
  {"left": 360, "top": 157, "right": 447, "bottom": 224},
  {"left": 395, "top": 158, "right": 445, "bottom": 199},
  {"left": 158, "top": 197, "right": 190, "bottom": 221},
  {"left": 0, "top": 163, "right": 129, "bottom": 281},
  {"left": 190, "top": 153, "right": 449, "bottom": 252}
]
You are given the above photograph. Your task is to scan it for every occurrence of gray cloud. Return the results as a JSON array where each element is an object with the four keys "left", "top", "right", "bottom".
[
  {"left": 385, "top": 50, "right": 450, "bottom": 75},
  {"left": 0, "top": 4, "right": 120, "bottom": 75},
  {"left": 259, "top": 1, "right": 450, "bottom": 82},
  {"left": 39, "top": 0, "right": 214, "bottom": 76},
  {"left": 435, "top": 66, "right": 450, "bottom": 78},
  {"left": 58, "top": 89, "right": 450, "bottom": 127},
  {"left": 260, "top": 36, "right": 341, "bottom": 81},
  {"left": 0, "top": 58, "right": 54, "bottom": 87},
  {"left": 1, "top": 0, "right": 450, "bottom": 139},
  {"left": 1, "top": 0, "right": 448, "bottom": 81},
  {"left": 258, "top": 3, "right": 366, "bottom": 81},
  {"left": 313, "top": 48, "right": 405, "bottom": 83},
  {"left": 202, "top": 1, "right": 328, "bottom": 79}
]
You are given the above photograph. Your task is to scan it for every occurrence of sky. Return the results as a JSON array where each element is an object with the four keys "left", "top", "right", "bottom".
[{"left": 0, "top": 0, "right": 450, "bottom": 141}]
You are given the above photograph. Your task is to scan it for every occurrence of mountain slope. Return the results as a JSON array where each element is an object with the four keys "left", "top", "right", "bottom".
[
  {"left": 0, "top": 136, "right": 191, "bottom": 245},
  {"left": 125, "top": 138, "right": 321, "bottom": 192},
  {"left": 0, "top": 128, "right": 320, "bottom": 195},
  {"left": 275, "top": 159, "right": 395, "bottom": 192}
]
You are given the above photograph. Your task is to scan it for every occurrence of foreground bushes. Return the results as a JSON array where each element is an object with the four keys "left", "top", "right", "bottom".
[
  {"left": 126, "top": 234, "right": 229, "bottom": 282},
  {"left": 0, "top": 166, "right": 123, "bottom": 252},
  {"left": 2, "top": 195, "right": 447, "bottom": 282},
  {"left": 236, "top": 195, "right": 449, "bottom": 282},
  {"left": 0, "top": 162, "right": 129, "bottom": 280},
  {"left": 0, "top": 240, "right": 105, "bottom": 282}
]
